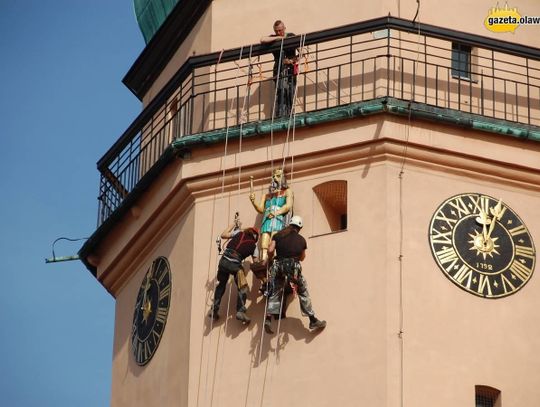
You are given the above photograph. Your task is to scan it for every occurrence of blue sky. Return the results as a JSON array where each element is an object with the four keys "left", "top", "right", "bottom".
[{"left": 0, "top": 1, "right": 143, "bottom": 405}]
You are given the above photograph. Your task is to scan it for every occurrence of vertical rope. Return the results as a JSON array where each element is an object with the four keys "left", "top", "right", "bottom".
[
  {"left": 398, "top": 5, "right": 422, "bottom": 407},
  {"left": 220, "top": 46, "right": 244, "bottom": 198},
  {"left": 211, "top": 46, "right": 247, "bottom": 407},
  {"left": 254, "top": 37, "right": 287, "bottom": 379},
  {"left": 257, "top": 35, "right": 308, "bottom": 404},
  {"left": 259, "top": 283, "right": 287, "bottom": 407},
  {"left": 280, "top": 33, "right": 306, "bottom": 184},
  {"left": 201, "top": 46, "right": 249, "bottom": 407},
  {"left": 199, "top": 48, "right": 225, "bottom": 407},
  {"left": 269, "top": 37, "right": 286, "bottom": 173},
  {"left": 236, "top": 45, "right": 254, "bottom": 211}
]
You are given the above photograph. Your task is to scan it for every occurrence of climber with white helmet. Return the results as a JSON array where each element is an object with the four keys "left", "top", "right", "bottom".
[{"left": 264, "top": 215, "right": 326, "bottom": 333}]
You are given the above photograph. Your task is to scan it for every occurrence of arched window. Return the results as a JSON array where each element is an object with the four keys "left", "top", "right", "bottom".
[
  {"left": 312, "top": 180, "right": 347, "bottom": 235},
  {"left": 476, "top": 385, "right": 501, "bottom": 407}
]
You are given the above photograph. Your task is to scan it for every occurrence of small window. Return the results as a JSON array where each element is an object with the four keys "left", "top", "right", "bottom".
[
  {"left": 452, "top": 43, "right": 472, "bottom": 80},
  {"left": 476, "top": 385, "right": 501, "bottom": 407},
  {"left": 312, "top": 180, "right": 347, "bottom": 235}
]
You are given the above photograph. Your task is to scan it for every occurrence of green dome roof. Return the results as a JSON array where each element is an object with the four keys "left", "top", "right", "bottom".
[{"left": 134, "top": 0, "right": 181, "bottom": 43}]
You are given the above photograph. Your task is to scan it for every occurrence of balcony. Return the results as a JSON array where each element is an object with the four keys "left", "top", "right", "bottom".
[{"left": 96, "top": 16, "right": 540, "bottom": 227}]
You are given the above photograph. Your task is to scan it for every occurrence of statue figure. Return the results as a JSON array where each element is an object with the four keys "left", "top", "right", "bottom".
[{"left": 249, "top": 168, "right": 293, "bottom": 263}]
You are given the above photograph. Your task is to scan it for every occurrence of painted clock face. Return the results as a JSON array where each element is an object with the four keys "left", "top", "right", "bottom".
[
  {"left": 131, "top": 256, "right": 172, "bottom": 366},
  {"left": 429, "top": 193, "right": 536, "bottom": 298}
]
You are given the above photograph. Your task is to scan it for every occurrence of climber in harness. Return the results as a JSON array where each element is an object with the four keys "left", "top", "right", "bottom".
[
  {"left": 208, "top": 223, "right": 259, "bottom": 324},
  {"left": 263, "top": 215, "right": 326, "bottom": 334},
  {"left": 260, "top": 20, "right": 298, "bottom": 117}
]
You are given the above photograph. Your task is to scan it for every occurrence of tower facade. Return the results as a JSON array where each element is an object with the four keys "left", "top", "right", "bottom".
[{"left": 80, "top": 1, "right": 540, "bottom": 406}]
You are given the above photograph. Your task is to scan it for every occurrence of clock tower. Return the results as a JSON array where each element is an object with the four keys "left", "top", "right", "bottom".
[{"left": 80, "top": 1, "right": 540, "bottom": 406}]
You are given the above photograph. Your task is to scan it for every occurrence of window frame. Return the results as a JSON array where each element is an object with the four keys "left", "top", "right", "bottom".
[
  {"left": 451, "top": 42, "right": 475, "bottom": 82},
  {"left": 475, "top": 385, "right": 501, "bottom": 407},
  {"left": 311, "top": 180, "right": 348, "bottom": 237}
]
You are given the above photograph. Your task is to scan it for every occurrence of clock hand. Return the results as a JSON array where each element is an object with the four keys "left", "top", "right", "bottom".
[
  {"left": 141, "top": 273, "right": 152, "bottom": 311},
  {"left": 475, "top": 209, "right": 491, "bottom": 250},
  {"left": 142, "top": 298, "right": 153, "bottom": 322},
  {"left": 476, "top": 210, "right": 489, "bottom": 241},
  {"left": 485, "top": 199, "right": 504, "bottom": 241}
]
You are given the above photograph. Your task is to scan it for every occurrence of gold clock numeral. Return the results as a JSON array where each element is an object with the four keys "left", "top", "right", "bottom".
[
  {"left": 515, "top": 245, "right": 535, "bottom": 259},
  {"left": 468, "top": 194, "right": 491, "bottom": 215},
  {"left": 448, "top": 196, "right": 471, "bottom": 217},
  {"left": 157, "top": 268, "right": 168, "bottom": 284},
  {"left": 155, "top": 257, "right": 166, "bottom": 274},
  {"left": 434, "top": 211, "right": 458, "bottom": 229},
  {"left": 435, "top": 246, "right": 459, "bottom": 270},
  {"left": 137, "top": 341, "right": 144, "bottom": 364},
  {"left": 509, "top": 261, "right": 532, "bottom": 282},
  {"left": 431, "top": 229, "right": 452, "bottom": 244},
  {"left": 477, "top": 274, "right": 493, "bottom": 297},
  {"left": 453, "top": 264, "right": 473, "bottom": 288},
  {"left": 156, "top": 306, "right": 168, "bottom": 324},
  {"left": 159, "top": 285, "right": 171, "bottom": 301},
  {"left": 131, "top": 332, "right": 138, "bottom": 349},
  {"left": 509, "top": 224, "right": 528, "bottom": 237},
  {"left": 501, "top": 273, "right": 517, "bottom": 294},
  {"left": 144, "top": 341, "right": 151, "bottom": 360},
  {"left": 152, "top": 329, "right": 161, "bottom": 343}
]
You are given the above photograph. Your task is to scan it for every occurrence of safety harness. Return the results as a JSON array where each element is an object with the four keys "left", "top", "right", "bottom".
[
  {"left": 223, "top": 231, "right": 257, "bottom": 265},
  {"left": 268, "top": 257, "right": 302, "bottom": 297}
]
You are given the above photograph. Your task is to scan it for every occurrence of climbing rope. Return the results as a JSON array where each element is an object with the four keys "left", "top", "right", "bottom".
[
  {"left": 236, "top": 45, "right": 255, "bottom": 211},
  {"left": 211, "top": 45, "right": 252, "bottom": 405},
  {"left": 280, "top": 33, "right": 307, "bottom": 185},
  {"left": 196, "top": 47, "right": 226, "bottom": 407},
  {"left": 269, "top": 36, "right": 286, "bottom": 173},
  {"left": 398, "top": 4, "right": 422, "bottom": 407},
  {"left": 204, "top": 32, "right": 312, "bottom": 406},
  {"left": 256, "top": 34, "right": 310, "bottom": 407},
  {"left": 198, "top": 47, "right": 227, "bottom": 407},
  {"left": 256, "top": 36, "right": 293, "bottom": 372},
  {"left": 199, "top": 45, "right": 258, "bottom": 407}
]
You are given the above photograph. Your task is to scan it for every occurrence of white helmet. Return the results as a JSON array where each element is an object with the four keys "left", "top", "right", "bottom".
[{"left": 289, "top": 215, "right": 303, "bottom": 228}]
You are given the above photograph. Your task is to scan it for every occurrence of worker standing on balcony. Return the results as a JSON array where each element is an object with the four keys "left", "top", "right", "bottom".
[
  {"left": 208, "top": 223, "right": 259, "bottom": 324},
  {"left": 261, "top": 20, "right": 298, "bottom": 117},
  {"left": 263, "top": 215, "right": 326, "bottom": 334}
]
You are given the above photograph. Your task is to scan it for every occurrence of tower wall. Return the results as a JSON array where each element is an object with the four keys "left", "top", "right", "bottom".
[{"left": 96, "top": 114, "right": 540, "bottom": 406}]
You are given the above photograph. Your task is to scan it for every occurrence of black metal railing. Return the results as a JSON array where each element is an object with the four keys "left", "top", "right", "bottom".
[{"left": 96, "top": 16, "right": 540, "bottom": 226}]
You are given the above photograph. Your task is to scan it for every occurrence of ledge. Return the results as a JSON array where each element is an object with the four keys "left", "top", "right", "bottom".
[
  {"left": 172, "top": 97, "right": 540, "bottom": 153},
  {"left": 80, "top": 97, "right": 540, "bottom": 276}
]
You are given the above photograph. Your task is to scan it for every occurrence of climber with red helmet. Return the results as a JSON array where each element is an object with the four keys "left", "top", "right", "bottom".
[{"left": 208, "top": 223, "right": 259, "bottom": 324}]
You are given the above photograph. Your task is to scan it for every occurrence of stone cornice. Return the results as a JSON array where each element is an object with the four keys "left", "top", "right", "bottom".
[{"left": 91, "top": 132, "right": 540, "bottom": 295}]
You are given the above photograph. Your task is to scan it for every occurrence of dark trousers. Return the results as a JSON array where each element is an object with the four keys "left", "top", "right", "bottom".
[
  {"left": 274, "top": 64, "right": 297, "bottom": 117},
  {"left": 212, "top": 257, "right": 247, "bottom": 313},
  {"left": 267, "top": 259, "right": 314, "bottom": 317}
]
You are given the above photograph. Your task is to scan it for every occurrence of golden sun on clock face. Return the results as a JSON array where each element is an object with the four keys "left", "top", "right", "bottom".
[{"left": 429, "top": 193, "right": 536, "bottom": 298}]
